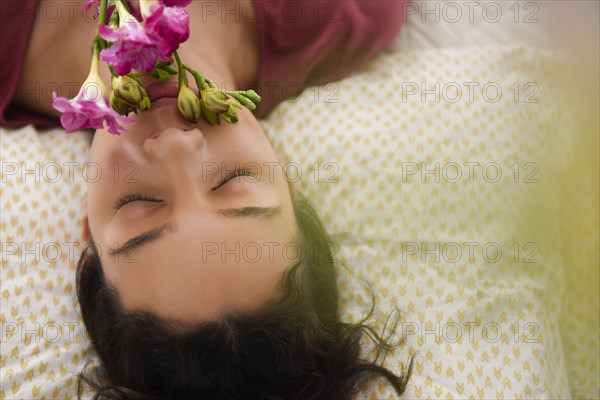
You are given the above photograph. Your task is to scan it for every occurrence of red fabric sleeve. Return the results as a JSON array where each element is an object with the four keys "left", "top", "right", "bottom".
[
  {"left": 253, "top": 0, "right": 407, "bottom": 117},
  {"left": 0, "top": 0, "right": 407, "bottom": 127},
  {"left": 0, "top": 0, "right": 60, "bottom": 129}
]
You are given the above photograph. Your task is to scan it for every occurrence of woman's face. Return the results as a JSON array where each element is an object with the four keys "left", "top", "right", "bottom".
[{"left": 83, "top": 96, "right": 297, "bottom": 322}]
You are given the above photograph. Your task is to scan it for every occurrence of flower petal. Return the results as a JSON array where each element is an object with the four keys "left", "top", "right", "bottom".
[
  {"left": 99, "top": 22, "right": 167, "bottom": 75},
  {"left": 145, "top": 4, "right": 190, "bottom": 54},
  {"left": 52, "top": 92, "right": 134, "bottom": 135},
  {"left": 160, "top": 0, "right": 192, "bottom": 7}
]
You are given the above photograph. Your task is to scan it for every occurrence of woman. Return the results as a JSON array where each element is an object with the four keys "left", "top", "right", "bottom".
[{"left": 1, "top": 0, "right": 413, "bottom": 398}]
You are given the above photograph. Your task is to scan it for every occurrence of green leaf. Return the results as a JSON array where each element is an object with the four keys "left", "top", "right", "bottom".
[
  {"left": 160, "top": 65, "right": 178, "bottom": 75},
  {"left": 155, "top": 60, "right": 174, "bottom": 68},
  {"left": 201, "top": 103, "right": 220, "bottom": 125},
  {"left": 229, "top": 92, "right": 256, "bottom": 110},
  {"left": 109, "top": 6, "right": 119, "bottom": 26},
  {"left": 150, "top": 69, "right": 172, "bottom": 81}
]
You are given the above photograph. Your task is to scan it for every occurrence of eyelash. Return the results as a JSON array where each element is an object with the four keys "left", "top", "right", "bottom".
[
  {"left": 212, "top": 168, "right": 258, "bottom": 191},
  {"left": 113, "top": 168, "right": 258, "bottom": 210},
  {"left": 113, "top": 194, "right": 161, "bottom": 210}
]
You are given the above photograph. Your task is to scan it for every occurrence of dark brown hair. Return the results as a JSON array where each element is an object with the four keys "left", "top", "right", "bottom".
[{"left": 76, "top": 192, "right": 413, "bottom": 399}]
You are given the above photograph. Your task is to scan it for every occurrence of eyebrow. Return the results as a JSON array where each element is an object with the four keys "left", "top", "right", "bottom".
[
  {"left": 108, "top": 206, "right": 282, "bottom": 258},
  {"left": 218, "top": 206, "right": 282, "bottom": 218},
  {"left": 108, "top": 224, "right": 170, "bottom": 258}
]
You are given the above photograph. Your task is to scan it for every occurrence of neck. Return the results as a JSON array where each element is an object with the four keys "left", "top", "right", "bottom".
[
  {"left": 101, "top": 0, "right": 258, "bottom": 93},
  {"left": 16, "top": 0, "right": 259, "bottom": 119},
  {"left": 181, "top": 0, "right": 259, "bottom": 91}
]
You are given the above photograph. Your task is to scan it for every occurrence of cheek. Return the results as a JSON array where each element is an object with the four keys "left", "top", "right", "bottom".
[
  {"left": 84, "top": 179, "right": 109, "bottom": 243},
  {"left": 86, "top": 135, "right": 124, "bottom": 240},
  {"left": 88, "top": 131, "right": 117, "bottom": 169},
  {"left": 87, "top": 140, "right": 119, "bottom": 208}
]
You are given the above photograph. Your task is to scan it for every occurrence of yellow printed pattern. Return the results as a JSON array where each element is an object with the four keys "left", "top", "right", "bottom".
[
  {"left": 1, "top": 45, "right": 598, "bottom": 399},
  {"left": 260, "top": 46, "right": 599, "bottom": 399},
  {"left": 1, "top": 129, "right": 92, "bottom": 399}
]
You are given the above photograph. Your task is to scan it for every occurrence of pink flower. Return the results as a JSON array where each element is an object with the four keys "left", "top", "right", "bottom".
[
  {"left": 98, "top": 1, "right": 190, "bottom": 75},
  {"left": 82, "top": 0, "right": 115, "bottom": 20},
  {"left": 98, "top": 23, "right": 170, "bottom": 75},
  {"left": 160, "top": 0, "right": 192, "bottom": 7},
  {"left": 126, "top": 0, "right": 144, "bottom": 21},
  {"left": 52, "top": 87, "right": 134, "bottom": 135},
  {"left": 82, "top": 0, "right": 100, "bottom": 16},
  {"left": 144, "top": 4, "right": 190, "bottom": 54}
]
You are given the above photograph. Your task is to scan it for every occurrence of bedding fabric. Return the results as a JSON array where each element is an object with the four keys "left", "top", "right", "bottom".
[
  {"left": 2, "top": 43, "right": 598, "bottom": 399},
  {"left": 1, "top": 1, "right": 599, "bottom": 399},
  {"left": 1, "top": 129, "right": 92, "bottom": 398},
  {"left": 260, "top": 45, "right": 597, "bottom": 399}
]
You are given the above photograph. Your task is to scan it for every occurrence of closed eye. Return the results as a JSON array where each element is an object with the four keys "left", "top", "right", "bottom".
[
  {"left": 211, "top": 168, "right": 259, "bottom": 191},
  {"left": 114, "top": 194, "right": 162, "bottom": 210},
  {"left": 113, "top": 168, "right": 259, "bottom": 210}
]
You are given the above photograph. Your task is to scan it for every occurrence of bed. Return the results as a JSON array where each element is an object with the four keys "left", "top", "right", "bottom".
[{"left": 1, "top": 1, "right": 598, "bottom": 398}]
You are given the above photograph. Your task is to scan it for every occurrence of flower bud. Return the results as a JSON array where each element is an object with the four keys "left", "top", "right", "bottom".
[
  {"left": 177, "top": 85, "right": 201, "bottom": 123},
  {"left": 138, "top": 95, "right": 151, "bottom": 111},
  {"left": 244, "top": 90, "right": 261, "bottom": 103},
  {"left": 113, "top": 76, "right": 150, "bottom": 109},
  {"left": 229, "top": 91, "right": 256, "bottom": 110},
  {"left": 222, "top": 99, "right": 241, "bottom": 123},
  {"left": 221, "top": 114, "right": 237, "bottom": 124},
  {"left": 110, "top": 90, "right": 133, "bottom": 115},
  {"left": 200, "top": 87, "right": 230, "bottom": 113},
  {"left": 201, "top": 102, "right": 220, "bottom": 125}
]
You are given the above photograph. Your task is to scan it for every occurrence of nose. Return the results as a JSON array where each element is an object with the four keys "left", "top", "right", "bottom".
[{"left": 143, "top": 127, "right": 205, "bottom": 161}]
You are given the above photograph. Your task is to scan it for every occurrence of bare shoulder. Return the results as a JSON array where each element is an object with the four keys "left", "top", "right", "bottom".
[{"left": 14, "top": 0, "right": 108, "bottom": 119}]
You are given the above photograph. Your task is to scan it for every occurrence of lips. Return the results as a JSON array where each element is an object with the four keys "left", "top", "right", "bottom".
[{"left": 146, "top": 81, "right": 180, "bottom": 102}]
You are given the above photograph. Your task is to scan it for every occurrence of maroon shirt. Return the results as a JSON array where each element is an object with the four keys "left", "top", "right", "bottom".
[{"left": 0, "top": 0, "right": 406, "bottom": 128}]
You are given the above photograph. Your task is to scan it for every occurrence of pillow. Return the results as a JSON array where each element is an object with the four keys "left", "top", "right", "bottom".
[
  {"left": 1, "top": 128, "right": 92, "bottom": 398},
  {"left": 1, "top": 44, "right": 598, "bottom": 400},
  {"left": 389, "top": 0, "right": 560, "bottom": 52},
  {"left": 259, "top": 44, "right": 596, "bottom": 399}
]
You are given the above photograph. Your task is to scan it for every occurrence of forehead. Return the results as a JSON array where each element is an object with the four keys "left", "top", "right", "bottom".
[{"left": 99, "top": 210, "right": 299, "bottom": 321}]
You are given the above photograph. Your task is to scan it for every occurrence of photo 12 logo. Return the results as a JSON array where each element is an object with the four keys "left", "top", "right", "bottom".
[
  {"left": 1, "top": 161, "right": 139, "bottom": 184},
  {"left": 403, "top": 2, "right": 540, "bottom": 24},
  {"left": 399, "top": 161, "right": 540, "bottom": 184},
  {"left": 1, "top": 321, "right": 89, "bottom": 344},
  {"left": 401, "top": 81, "right": 539, "bottom": 104},
  {"left": 400, "top": 241, "right": 540, "bottom": 264},
  {"left": 402, "top": 321, "right": 540, "bottom": 344}
]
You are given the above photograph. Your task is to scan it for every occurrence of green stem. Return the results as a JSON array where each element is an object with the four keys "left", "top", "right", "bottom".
[
  {"left": 108, "top": 65, "right": 119, "bottom": 77},
  {"left": 173, "top": 51, "right": 188, "bottom": 87},
  {"left": 90, "top": 50, "right": 100, "bottom": 76},
  {"left": 91, "top": 0, "right": 112, "bottom": 56},
  {"left": 183, "top": 65, "right": 206, "bottom": 91},
  {"left": 173, "top": 51, "right": 184, "bottom": 68},
  {"left": 99, "top": 0, "right": 109, "bottom": 25},
  {"left": 205, "top": 78, "right": 218, "bottom": 89}
]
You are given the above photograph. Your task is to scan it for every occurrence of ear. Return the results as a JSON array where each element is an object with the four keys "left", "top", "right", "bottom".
[
  {"left": 80, "top": 195, "right": 90, "bottom": 245},
  {"left": 276, "top": 152, "right": 296, "bottom": 195}
]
